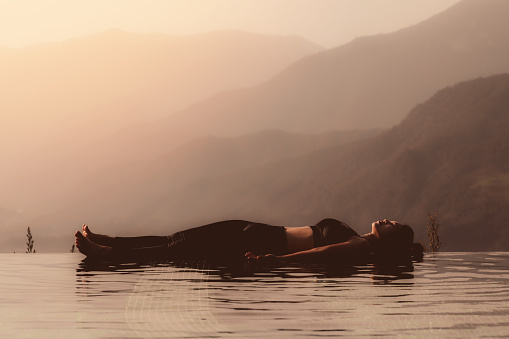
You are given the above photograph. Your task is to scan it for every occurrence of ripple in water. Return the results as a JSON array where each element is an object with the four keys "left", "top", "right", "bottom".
[{"left": 1, "top": 252, "right": 508, "bottom": 338}]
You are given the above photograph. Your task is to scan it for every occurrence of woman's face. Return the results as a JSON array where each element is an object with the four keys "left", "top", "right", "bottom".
[{"left": 372, "top": 219, "right": 403, "bottom": 240}]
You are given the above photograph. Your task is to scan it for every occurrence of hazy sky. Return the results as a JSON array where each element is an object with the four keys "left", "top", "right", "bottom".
[{"left": 1, "top": 0, "right": 461, "bottom": 49}]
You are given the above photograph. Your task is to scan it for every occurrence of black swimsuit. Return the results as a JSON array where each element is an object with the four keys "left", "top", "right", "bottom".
[{"left": 311, "top": 218, "right": 360, "bottom": 247}]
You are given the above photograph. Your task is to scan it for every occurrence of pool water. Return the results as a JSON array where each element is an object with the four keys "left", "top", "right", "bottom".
[{"left": 1, "top": 252, "right": 508, "bottom": 338}]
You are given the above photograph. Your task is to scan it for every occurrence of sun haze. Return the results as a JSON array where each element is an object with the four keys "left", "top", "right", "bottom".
[{"left": 0, "top": 0, "right": 460, "bottom": 48}]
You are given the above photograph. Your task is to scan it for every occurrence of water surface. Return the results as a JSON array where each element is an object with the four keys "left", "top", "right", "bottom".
[{"left": 1, "top": 252, "right": 508, "bottom": 338}]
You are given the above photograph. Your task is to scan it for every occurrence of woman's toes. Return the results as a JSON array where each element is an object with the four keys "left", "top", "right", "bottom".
[{"left": 76, "top": 231, "right": 86, "bottom": 240}]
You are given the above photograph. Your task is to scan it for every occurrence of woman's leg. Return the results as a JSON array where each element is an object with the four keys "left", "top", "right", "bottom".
[
  {"left": 84, "top": 220, "right": 251, "bottom": 250},
  {"left": 80, "top": 220, "right": 252, "bottom": 262},
  {"left": 163, "top": 220, "right": 250, "bottom": 260},
  {"left": 76, "top": 231, "right": 170, "bottom": 262},
  {"left": 83, "top": 224, "right": 175, "bottom": 249}
]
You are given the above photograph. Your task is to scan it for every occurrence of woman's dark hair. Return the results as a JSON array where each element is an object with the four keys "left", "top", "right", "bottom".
[
  {"left": 377, "top": 224, "right": 424, "bottom": 262},
  {"left": 410, "top": 242, "right": 425, "bottom": 262}
]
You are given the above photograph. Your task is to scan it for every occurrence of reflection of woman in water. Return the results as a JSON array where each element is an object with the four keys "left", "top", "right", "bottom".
[{"left": 75, "top": 218, "right": 424, "bottom": 264}]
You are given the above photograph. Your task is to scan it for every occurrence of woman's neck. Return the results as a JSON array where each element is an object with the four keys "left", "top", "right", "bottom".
[{"left": 360, "top": 233, "right": 379, "bottom": 249}]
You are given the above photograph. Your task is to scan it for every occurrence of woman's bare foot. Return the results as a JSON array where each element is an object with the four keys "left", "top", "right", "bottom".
[
  {"left": 75, "top": 231, "right": 111, "bottom": 259},
  {"left": 82, "top": 224, "right": 114, "bottom": 246}
]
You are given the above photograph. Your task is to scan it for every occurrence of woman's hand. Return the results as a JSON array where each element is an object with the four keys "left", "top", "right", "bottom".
[{"left": 245, "top": 252, "right": 281, "bottom": 266}]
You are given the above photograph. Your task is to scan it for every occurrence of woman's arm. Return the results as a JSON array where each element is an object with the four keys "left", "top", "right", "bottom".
[{"left": 247, "top": 236, "right": 370, "bottom": 264}]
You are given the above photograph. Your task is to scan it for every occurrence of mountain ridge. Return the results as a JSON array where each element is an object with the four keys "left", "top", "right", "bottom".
[
  {"left": 0, "top": 29, "right": 322, "bottom": 212},
  {"left": 157, "top": 0, "right": 509, "bottom": 134},
  {"left": 78, "top": 0, "right": 509, "bottom": 176}
]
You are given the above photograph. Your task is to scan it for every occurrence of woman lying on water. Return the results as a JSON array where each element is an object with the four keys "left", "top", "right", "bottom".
[{"left": 75, "top": 218, "right": 424, "bottom": 264}]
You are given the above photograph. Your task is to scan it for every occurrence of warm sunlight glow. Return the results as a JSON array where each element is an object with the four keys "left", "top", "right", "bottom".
[
  {"left": 1, "top": 0, "right": 507, "bottom": 256},
  {"left": 0, "top": 0, "right": 460, "bottom": 48},
  {"left": 2, "top": 2, "right": 509, "bottom": 337}
]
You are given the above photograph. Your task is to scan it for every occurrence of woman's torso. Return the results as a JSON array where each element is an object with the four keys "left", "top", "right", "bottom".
[{"left": 285, "top": 226, "right": 314, "bottom": 253}]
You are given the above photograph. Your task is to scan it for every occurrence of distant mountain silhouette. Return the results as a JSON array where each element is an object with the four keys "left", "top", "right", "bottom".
[
  {"left": 1, "top": 29, "right": 321, "bottom": 131},
  {"left": 159, "top": 0, "right": 509, "bottom": 134},
  {"left": 79, "top": 0, "right": 509, "bottom": 183},
  {"left": 0, "top": 30, "right": 321, "bottom": 213}
]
